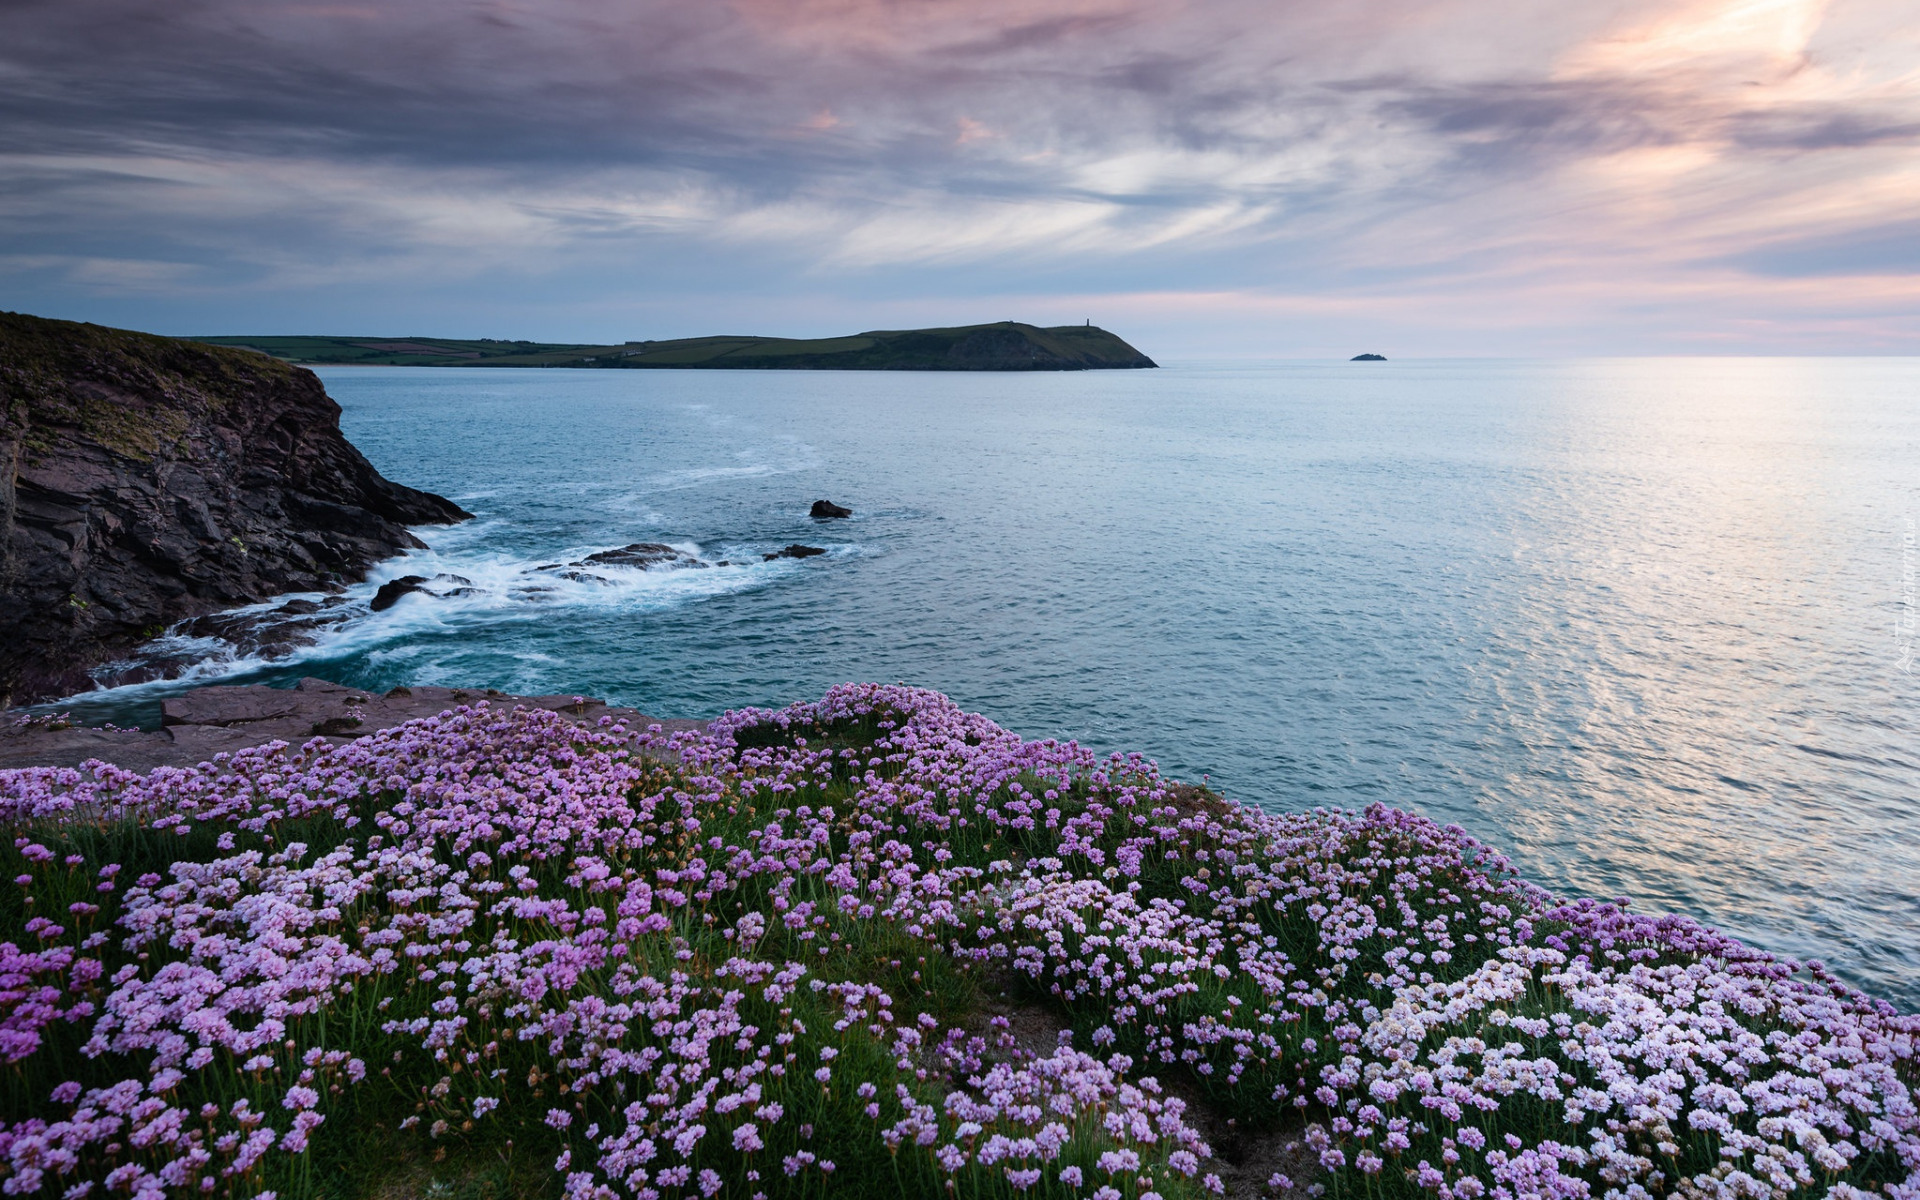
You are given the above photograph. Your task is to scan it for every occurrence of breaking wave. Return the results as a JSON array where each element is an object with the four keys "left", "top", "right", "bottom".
[{"left": 81, "top": 530, "right": 860, "bottom": 704}]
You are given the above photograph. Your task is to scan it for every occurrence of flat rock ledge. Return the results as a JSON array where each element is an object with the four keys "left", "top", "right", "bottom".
[{"left": 0, "top": 677, "right": 709, "bottom": 774}]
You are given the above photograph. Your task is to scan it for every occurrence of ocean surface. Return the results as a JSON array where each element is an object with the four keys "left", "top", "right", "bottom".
[{"left": 52, "top": 360, "right": 1920, "bottom": 1009}]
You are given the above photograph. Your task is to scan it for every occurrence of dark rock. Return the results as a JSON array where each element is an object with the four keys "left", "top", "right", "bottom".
[
  {"left": 535, "top": 543, "right": 707, "bottom": 581},
  {"left": 579, "top": 543, "right": 706, "bottom": 570},
  {"left": 0, "top": 311, "right": 470, "bottom": 706},
  {"left": 582, "top": 542, "right": 674, "bottom": 565},
  {"left": 433, "top": 573, "right": 473, "bottom": 586},
  {"left": 810, "top": 500, "right": 852, "bottom": 519},
  {"left": 370, "top": 575, "right": 429, "bottom": 612},
  {"left": 1351, "top": 353, "right": 1387, "bottom": 361},
  {"left": 310, "top": 715, "right": 363, "bottom": 736},
  {"left": 116, "top": 597, "right": 361, "bottom": 685},
  {"left": 764, "top": 544, "right": 828, "bottom": 561},
  {"left": 385, "top": 685, "right": 412, "bottom": 698}
]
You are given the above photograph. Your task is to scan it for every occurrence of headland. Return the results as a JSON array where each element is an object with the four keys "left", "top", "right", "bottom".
[{"left": 197, "top": 320, "right": 1158, "bottom": 371}]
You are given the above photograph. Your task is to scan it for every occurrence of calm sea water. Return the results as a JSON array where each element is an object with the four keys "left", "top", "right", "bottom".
[{"left": 57, "top": 361, "right": 1920, "bottom": 1009}]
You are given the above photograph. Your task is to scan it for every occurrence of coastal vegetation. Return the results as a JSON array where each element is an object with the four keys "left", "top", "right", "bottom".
[
  {"left": 0, "top": 683, "right": 1913, "bottom": 1200},
  {"left": 195, "top": 323, "right": 1157, "bottom": 371}
]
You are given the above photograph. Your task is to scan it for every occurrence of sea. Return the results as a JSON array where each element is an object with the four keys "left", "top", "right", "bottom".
[{"left": 43, "top": 359, "right": 1920, "bottom": 1010}]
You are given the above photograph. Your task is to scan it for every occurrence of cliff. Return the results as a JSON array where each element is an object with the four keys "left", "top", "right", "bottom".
[
  {"left": 198, "top": 320, "right": 1160, "bottom": 371},
  {"left": 0, "top": 311, "right": 469, "bottom": 706}
]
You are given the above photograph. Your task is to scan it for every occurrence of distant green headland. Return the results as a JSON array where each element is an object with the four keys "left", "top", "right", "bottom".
[{"left": 197, "top": 321, "right": 1157, "bottom": 371}]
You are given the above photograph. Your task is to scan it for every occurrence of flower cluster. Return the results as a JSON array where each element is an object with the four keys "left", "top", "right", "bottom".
[{"left": 0, "top": 683, "right": 1911, "bottom": 1200}]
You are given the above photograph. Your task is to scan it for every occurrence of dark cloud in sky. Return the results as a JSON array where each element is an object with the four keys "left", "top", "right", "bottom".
[{"left": 1, "top": 0, "right": 1916, "bottom": 353}]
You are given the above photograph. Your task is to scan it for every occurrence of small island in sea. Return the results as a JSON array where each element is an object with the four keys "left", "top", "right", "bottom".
[
  {"left": 1350, "top": 352, "right": 1387, "bottom": 361},
  {"left": 197, "top": 320, "right": 1157, "bottom": 372}
]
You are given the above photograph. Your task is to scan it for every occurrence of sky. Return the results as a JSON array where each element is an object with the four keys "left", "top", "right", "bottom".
[{"left": 2, "top": 0, "right": 1918, "bottom": 357}]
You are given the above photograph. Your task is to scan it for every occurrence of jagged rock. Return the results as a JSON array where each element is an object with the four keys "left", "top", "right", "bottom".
[
  {"left": 764, "top": 544, "right": 827, "bottom": 561},
  {"left": 366, "top": 571, "right": 479, "bottom": 613},
  {"left": 581, "top": 542, "right": 675, "bottom": 566},
  {"left": 0, "top": 312, "right": 469, "bottom": 705},
  {"left": 810, "top": 500, "right": 852, "bottom": 519},
  {"left": 583, "top": 543, "right": 707, "bottom": 569},
  {"left": 93, "top": 591, "right": 376, "bottom": 690},
  {"left": 91, "top": 592, "right": 358, "bottom": 689},
  {"left": 536, "top": 543, "right": 708, "bottom": 578},
  {"left": 1351, "top": 353, "right": 1387, "bottom": 361},
  {"left": 370, "top": 575, "right": 430, "bottom": 612}
]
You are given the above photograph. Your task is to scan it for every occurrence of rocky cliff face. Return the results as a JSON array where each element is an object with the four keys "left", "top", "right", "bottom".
[{"left": 0, "top": 311, "right": 469, "bottom": 706}]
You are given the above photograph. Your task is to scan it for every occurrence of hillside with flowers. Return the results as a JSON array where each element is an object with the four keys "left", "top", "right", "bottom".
[{"left": 0, "top": 683, "right": 1915, "bottom": 1200}]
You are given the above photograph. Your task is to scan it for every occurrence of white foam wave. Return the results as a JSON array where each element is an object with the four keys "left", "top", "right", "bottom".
[{"left": 73, "top": 534, "right": 861, "bottom": 706}]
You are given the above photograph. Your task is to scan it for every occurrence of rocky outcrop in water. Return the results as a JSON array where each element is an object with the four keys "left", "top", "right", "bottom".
[
  {"left": 367, "top": 573, "right": 474, "bottom": 612},
  {"left": 0, "top": 311, "right": 470, "bottom": 706},
  {"left": 532, "top": 543, "right": 709, "bottom": 585},
  {"left": 810, "top": 500, "right": 851, "bottom": 519},
  {"left": 765, "top": 544, "right": 827, "bottom": 561},
  {"left": 578, "top": 543, "right": 704, "bottom": 569}
]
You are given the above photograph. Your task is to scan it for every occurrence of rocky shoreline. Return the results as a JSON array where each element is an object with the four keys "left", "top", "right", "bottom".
[
  {"left": 1, "top": 311, "right": 469, "bottom": 706},
  {"left": 0, "top": 676, "right": 706, "bottom": 773}
]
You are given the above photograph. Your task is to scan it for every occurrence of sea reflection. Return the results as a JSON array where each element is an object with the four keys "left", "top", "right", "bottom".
[{"left": 1475, "top": 359, "right": 1917, "bottom": 985}]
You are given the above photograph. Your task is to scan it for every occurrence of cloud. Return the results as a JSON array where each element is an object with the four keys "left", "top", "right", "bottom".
[
  {"left": 1721, "top": 220, "right": 1920, "bottom": 276},
  {"left": 0, "top": 0, "right": 1915, "bottom": 350}
]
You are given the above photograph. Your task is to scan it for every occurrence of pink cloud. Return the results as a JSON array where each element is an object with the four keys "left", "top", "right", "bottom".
[{"left": 0, "top": 0, "right": 1915, "bottom": 348}]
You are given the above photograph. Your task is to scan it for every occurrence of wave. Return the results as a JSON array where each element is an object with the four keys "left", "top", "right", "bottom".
[{"left": 76, "top": 533, "right": 858, "bottom": 705}]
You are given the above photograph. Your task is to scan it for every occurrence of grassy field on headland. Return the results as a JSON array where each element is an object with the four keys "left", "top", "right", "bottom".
[
  {"left": 0, "top": 684, "right": 1914, "bottom": 1200},
  {"left": 195, "top": 323, "right": 1156, "bottom": 371}
]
